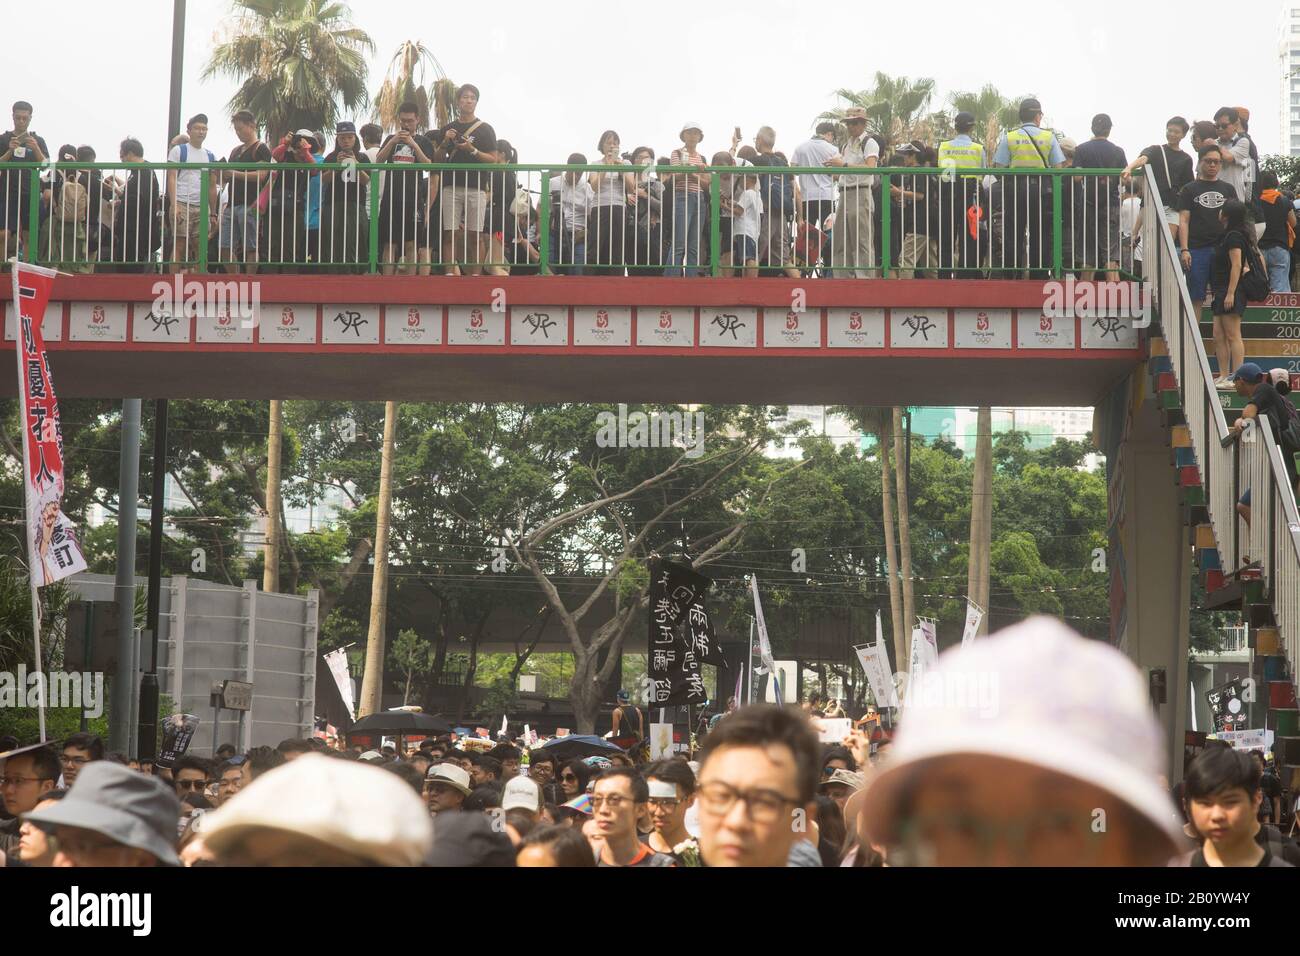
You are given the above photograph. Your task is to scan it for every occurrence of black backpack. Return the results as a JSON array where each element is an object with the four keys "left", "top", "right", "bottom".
[
  {"left": 1278, "top": 393, "right": 1300, "bottom": 453},
  {"left": 1239, "top": 237, "right": 1270, "bottom": 303}
]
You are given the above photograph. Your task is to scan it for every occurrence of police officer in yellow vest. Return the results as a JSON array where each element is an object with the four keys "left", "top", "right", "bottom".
[
  {"left": 992, "top": 98, "right": 1066, "bottom": 278},
  {"left": 937, "top": 111, "right": 986, "bottom": 278}
]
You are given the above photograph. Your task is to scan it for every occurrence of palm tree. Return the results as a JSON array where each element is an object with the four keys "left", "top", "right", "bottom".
[
  {"left": 203, "top": 0, "right": 376, "bottom": 145},
  {"left": 947, "top": 85, "right": 1029, "bottom": 155},
  {"left": 818, "top": 73, "right": 936, "bottom": 148},
  {"left": 373, "top": 41, "right": 458, "bottom": 133}
]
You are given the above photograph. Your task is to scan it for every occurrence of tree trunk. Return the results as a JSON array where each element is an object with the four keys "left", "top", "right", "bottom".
[
  {"left": 455, "top": 608, "right": 489, "bottom": 724},
  {"left": 569, "top": 648, "right": 602, "bottom": 734},
  {"left": 967, "top": 406, "right": 993, "bottom": 636},
  {"left": 876, "top": 418, "right": 906, "bottom": 672},
  {"left": 262, "top": 400, "right": 283, "bottom": 594},
  {"left": 358, "top": 401, "right": 398, "bottom": 717},
  {"left": 893, "top": 407, "right": 916, "bottom": 639}
]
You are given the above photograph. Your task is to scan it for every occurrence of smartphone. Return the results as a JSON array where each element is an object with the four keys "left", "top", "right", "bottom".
[{"left": 734, "top": 126, "right": 742, "bottom": 140}]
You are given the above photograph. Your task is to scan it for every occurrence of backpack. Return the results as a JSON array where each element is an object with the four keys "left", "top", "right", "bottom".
[
  {"left": 1278, "top": 393, "right": 1300, "bottom": 453},
  {"left": 53, "top": 177, "right": 88, "bottom": 224},
  {"left": 179, "top": 144, "right": 216, "bottom": 164},
  {"left": 1239, "top": 237, "right": 1270, "bottom": 303},
  {"left": 769, "top": 168, "right": 796, "bottom": 217}
]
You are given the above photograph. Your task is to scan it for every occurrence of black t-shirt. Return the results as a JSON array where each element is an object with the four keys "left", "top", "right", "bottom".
[
  {"left": 1211, "top": 229, "right": 1248, "bottom": 291},
  {"left": 379, "top": 131, "right": 435, "bottom": 212},
  {"left": 1140, "top": 144, "right": 1194, "bottom": 208},
  {"left": 1247, "top": 381, "right": 1290, "bottom": 444},
  {"left": 321, "top": 149, "right": 370, "bottom": 208},
  {"left": 1259, "top": 194, "right": 1292, "bottom": 250},
  {"left": 436, "top": 119, "right": 497, "bottom": 191},
  {"left": 1178, "top": 179, "right": 1237, "bottom": 249},
  {"left": 0, "top": 130, "right": 50, "bottom": 202},
  {"left": 1259, "top": 771, "right": 1283, "bottom": 822},
  {"left": 1073, "top": 138, "right": 1127, "bottom": 208},
  {"left": 226, "top": 140, "right": 272, "bottom": 209}
]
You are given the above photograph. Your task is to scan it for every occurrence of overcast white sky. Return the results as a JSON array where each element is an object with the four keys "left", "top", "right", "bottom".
[{"left": 4, "top": 0, "right": 1290, "bottom": 163}]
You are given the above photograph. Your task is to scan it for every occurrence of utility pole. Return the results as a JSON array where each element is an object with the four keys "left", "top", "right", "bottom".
[
  {"left": 138, "top": 0, "right": 186, "bottom": 761},
  {"left": 358, "top": 402, "right": 398, "bottom": 716},
  {"left": 967, "top": 406, "right": 993, "bottom": 636},
  {"left": 110, "top": 400, "right": 141, "bottom": 753}
]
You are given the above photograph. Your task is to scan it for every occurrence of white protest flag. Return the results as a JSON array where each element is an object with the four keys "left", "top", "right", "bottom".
[
  {"left": 323, "top": 648, "right": 355, "bottom": 722},
  {"left": 499, "top": 713, "right": 509, "bottom": 738},
  {"left": 905, "top": 625, "right": 934, "bottom": 708},
  {"left": 874, "top": 610, "right": 899, "bottom": 707},
  {"left": 919, "top": 618, "right": 939, "bottom": 665},
  {"left": 961, "top": 599, "right": 984, "bottom": 648},
  {"left": 854, "top": 644, "right": 893, "bottom": 710},
  {"left": 12, "top": 261, "right": 87, "bottom": 588},
  {"left": 750, "top": 574, "right": 777, "bottom": 675}
]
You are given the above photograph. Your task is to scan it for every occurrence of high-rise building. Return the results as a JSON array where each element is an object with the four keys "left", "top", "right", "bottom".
[{"left": 1281, "top": 4, "right": 1300, "bottom": 155}]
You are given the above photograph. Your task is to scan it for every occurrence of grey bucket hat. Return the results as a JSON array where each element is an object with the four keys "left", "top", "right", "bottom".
[{"left": 24, "top": 760, "right": 181, "bottom": 865}]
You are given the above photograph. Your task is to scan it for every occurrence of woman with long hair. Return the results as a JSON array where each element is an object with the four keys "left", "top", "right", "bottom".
[{"left": 1210, "top": 198, "right": 1254, "bottom": 388}]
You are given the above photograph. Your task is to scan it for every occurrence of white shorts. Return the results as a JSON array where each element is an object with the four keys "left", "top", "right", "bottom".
[
  {"left": 442, "top": 186, "right": 487, "bottom": 231},
  {"left": 1162, "top": 205, "right": 1179, "bottom": 225}
]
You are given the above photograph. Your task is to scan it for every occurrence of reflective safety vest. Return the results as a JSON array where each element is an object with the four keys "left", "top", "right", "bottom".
[
  {"left": 1005, "top": 126, "right": 1056, "bottom": 168},
  {"left": 938, "top": 139, "right": 985, "bottom": 180}
]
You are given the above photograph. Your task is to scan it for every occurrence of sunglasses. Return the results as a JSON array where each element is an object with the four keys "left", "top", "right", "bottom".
[
  {"left": 176, "top": 779, "right": 207, "bottom": 791},
  {"left": 1216, "top": 122, "right": 1232, "bottom": 130}
]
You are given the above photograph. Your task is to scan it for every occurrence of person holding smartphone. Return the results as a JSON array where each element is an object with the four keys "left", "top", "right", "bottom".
[
  {"left": 321, "top": 121, "right": 371, "bottom": 274},
  {"left": 0, "top": 100, "right": 49, "bottom": 258}
]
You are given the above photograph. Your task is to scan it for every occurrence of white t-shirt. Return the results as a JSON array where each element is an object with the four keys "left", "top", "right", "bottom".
[
  {"left": 734, "top": 187, "right": 763, "bottom": 240},
  {"left": 552, "top": 176, "right": 594, "bottom": 230},
  {"left": 363, "top": 145, "right": 383, "bottom": 213},
  {"left": 167, "top": 143, "right": 214, "bottom": 205},
  {"left": 589, "top": 159, "right": 631, "bottom": 207},
  {"left": 790, "top": 137, "right": 840, "bottom": 202}
]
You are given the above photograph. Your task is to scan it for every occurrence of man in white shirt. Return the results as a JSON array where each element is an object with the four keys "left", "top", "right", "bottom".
[
  {"left": 550, "top": 152, "right": 594, "bottom": 274},
  {"left": 165, "top": 113, "right": 220, "bottom": 274},
  {"left": 831, "top": 107, "right": 880, "bottom": 279},
  {"left": 790, "top": 122, "right": 845, "bottom": 275}
]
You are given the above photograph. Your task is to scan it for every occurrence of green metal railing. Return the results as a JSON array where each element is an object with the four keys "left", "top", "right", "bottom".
[{"left": 2, "top": 161, "right": 1133, "bottom": 279}]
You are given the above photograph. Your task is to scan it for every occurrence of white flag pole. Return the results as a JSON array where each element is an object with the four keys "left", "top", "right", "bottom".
[{"left": 12, "top": 260, "right": 46, "bottom": 742}]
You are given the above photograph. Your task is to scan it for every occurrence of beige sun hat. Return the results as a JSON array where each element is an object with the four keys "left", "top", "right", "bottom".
[
  {"left": 860, "top": 616, "right": 1183, "bottom": 853},
  {"left": 201, "top": 754, "right": 433, "bottom": 866}
]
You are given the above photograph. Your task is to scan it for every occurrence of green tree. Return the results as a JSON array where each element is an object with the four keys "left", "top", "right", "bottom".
[
  {"left": 946, "top": 85, "right": 1027, "bottom": 155},
  {"left": 818, "top": 73, "right": 936, "bottom": 147},
  {"left": 373, "top": 41, "right": 458, "bottom": 133},
  {"left": 203, "top": 0, "right": 376, "bottom": 144}
]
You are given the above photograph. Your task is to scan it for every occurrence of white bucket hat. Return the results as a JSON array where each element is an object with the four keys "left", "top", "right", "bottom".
[
  {"left": 424, "top": 762, "right": 472, "bottom": 796},
  {"left": 679, "top": 121, "right": 703, "bottom": 141},
  {"left": 201, "top": 754, "right": 433, "bottom": 866},
  {"left": 861, "top": 616, "right": 1183, "bottom": 853}
]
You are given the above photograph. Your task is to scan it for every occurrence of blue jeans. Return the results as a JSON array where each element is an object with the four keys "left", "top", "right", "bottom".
[
  {"left": 1186, "top": 246, "right": 1213, "bottom": 303},
  {"left": 1264, "top": 246, "right": 1291, "bottom": 293},
  {"left": 665, "top": 192, "right": 704, "bottom": 277}
]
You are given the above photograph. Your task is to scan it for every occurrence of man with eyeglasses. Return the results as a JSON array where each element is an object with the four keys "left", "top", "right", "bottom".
[
  {"left": 1177, "top": 144, "right": 1237, "bottom": 313},
  {"left": 1213, "top": 107, "right": 1255, "bottom": 223},
  {"left": 643, "top": 759, "right": 699, "bottom": 864},
  {"left": 589, "top": 768, "right": 676, "bottom": 866},
  {"left": 695, "top": 704, "right": 820, "bottom": 867},
  {"left": 59, "top": 732, "right": 103, "bottom": 788},
  {"left": 1, "top": 745, "right": 60, "bottom": 861},
  {"left": 171, "top": 755, "right": 212, "bottom": 799},
  {"left": 214, "top": 758, "right": 245, "bottom": 807}
]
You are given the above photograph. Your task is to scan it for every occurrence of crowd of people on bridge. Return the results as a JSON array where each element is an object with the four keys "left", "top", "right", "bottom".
[
  {"left": 2, "top": 92, "right": 1295, "bottom": 286},
  {"left": 2, "top": 617, "right": 1296, "bottom": 868}
]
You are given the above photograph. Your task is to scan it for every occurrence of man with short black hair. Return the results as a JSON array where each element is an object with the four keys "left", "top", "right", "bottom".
[
  {"left": 240, "top": 745, "right": 286, "bottom": 789},
  {"left": 171, "top": 754, "right": 212, "bottom": 798},
  {"left": 60, "top": 733, "right": 103, "bottom": 788},
  {"left": 1213, "top": 107, "right": 1255, "bottom": 220},
  {"left": 1073, "top": 113, "right": 1127, "bottom": 282},
  {"left": 488, "top": 744, "right": 521, "bottom": 778},
  {"left": 1180, "top": 744, "right": 1296, "bottom": 866},
  {"left": 992, "top": 97, "right": 1067, "bottom": 278},
  {"left": 165, "top": 113, "right": 220, "bottom": 273},
  {"left": 642, "top": 759, "right": 698, "bottom": 862},
  {"left": 696, "top": 704, "right": 819, "bottom": 867},
  {"left": 375, "top": 101, "right": 434, "bottom": 275},
  {"left": 1121, "top": 116, "right": 1193, "bottom": 242},
  {"left": 591, "top": 768, "right": 675, "bottom": 866},
  {"left": 471, "top": 755, "right": 502, "bottom": 787},
  {"left": 214, "top": 759, "right": 244, "bottom": 807},
  {"left": 277, "top": 738, "right": 314, "bottom": 762},
  {"left": 13, "top": 789, "right": 66, "bottom": 866},
  {"left": 1, "top": 745, "right": 60, "bottom": 859},
  {"left": 435, "top": 83, "right": 497, "bottom": 276},
  {"left": 791, "top": 121, "right": 846, "bottom": 275},
  {"left": 0, "top": 100, "right": 49, "bottom": 257},
  {"left": 1177, "top": 144, "right": 1236, "bottom": 308},
  {"left": 219, "top": 109, "right": 271, "bottom": 274}
]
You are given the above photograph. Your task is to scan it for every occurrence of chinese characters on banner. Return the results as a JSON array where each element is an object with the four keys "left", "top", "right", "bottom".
[
  {"left": 11, "top": 263, "right": 87, "bottom": 586},
  {"left": 961, "top": 599, "right": 984, "bottom": 648},
  {"left": 646, "top": 560, "right": 717, "bottom": 707}
]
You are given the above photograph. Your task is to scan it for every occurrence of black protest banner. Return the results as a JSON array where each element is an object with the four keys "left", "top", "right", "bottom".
[
  {"left": 155, "top": 714, "right": 200, "bottom": 769},
  {"left": 647, "top": 560, "right": 712, "bottom": 706}
]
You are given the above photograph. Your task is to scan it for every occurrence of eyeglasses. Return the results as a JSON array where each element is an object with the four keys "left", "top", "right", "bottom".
[
  {"left": 1, "top": 775, "right": 52, "bottom": 787},
  {"left": 589, "top": 794, "right": 632, "bottom": 811},
  {"left": 1202, "top": 158, "right": 1222, "bottom": 165},
  {"left": 560, "top": 773, "right": 579, "bottom": 782},
  {"left": 60, "top": 756, "right": 90, "bottom": 767},
  {"left": 647, "top": 797, "right": 681, "bottom": 810},
  {"left": 1216, "top": 122, "right": 1232, "bottom": 130},
  {"left": 696, "top": 782, "right": 798, "bottom": 824}
]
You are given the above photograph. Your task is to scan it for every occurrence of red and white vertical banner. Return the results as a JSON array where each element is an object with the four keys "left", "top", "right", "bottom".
[{"left": 11, "top": 261, "right": 87, "bottom": 586}]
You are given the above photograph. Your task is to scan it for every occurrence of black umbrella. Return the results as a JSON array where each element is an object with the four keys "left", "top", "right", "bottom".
[
  {"left": 535, "top": 735, "right": 626, "bottom": 762},
  {"left": 346, "top": 711, "right": 452, "bottom": 738}
]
